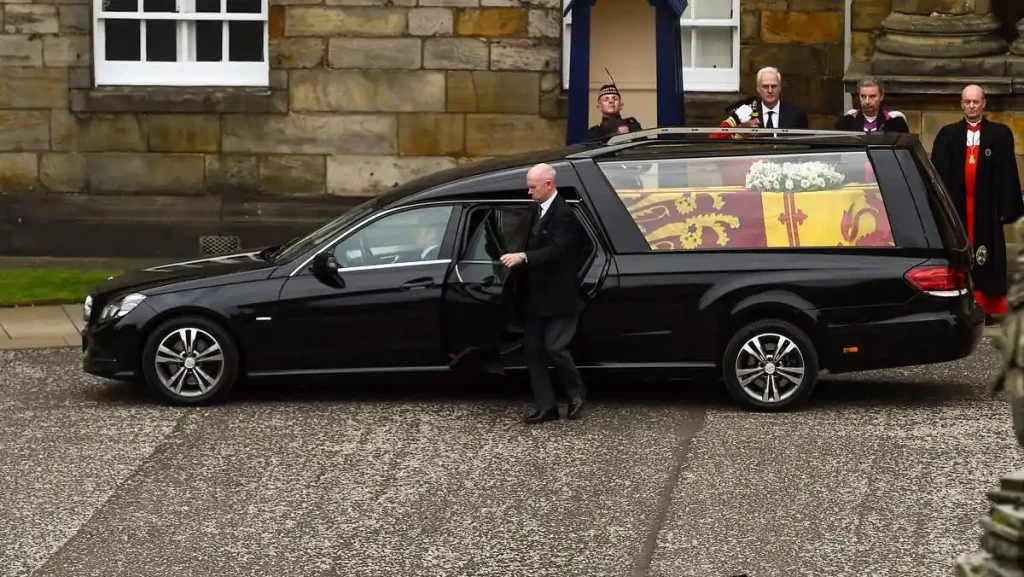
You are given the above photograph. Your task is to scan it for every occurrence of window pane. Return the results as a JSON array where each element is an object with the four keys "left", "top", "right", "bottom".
[
  {"left": 196, "top": 20, "right": 223, "bottom": 61},
  {"left": 143, "top": 0, "right": 175, "bottom": 12},
  {"left": 694, "top": 27, "right": 732, "bottom": 69},
  {"left": 598, "top": 152, "right": 896, "bottom": 250},
  {"left": 146, "top": 20, "right": 177, "bottom": 61},
  {"left": 333, "top": 206, "right": 453, "bottom": 267},
  {"left": 103, "top": 0, "right": 138, "bottom": 12},
  {"left": 462, "top": 208, "right": 531, "bottom": 261},
  {"left": 105, "top": 20, "right": 141, "bottom": 60},
  {"left": 228, "top": 21, "right": 262, "bottom": 61},
  {"left": 680, "top": 0, "right": 692, "bottom": 19},
  {"left": 681, "top": 28, "right": 692, "bottom": 68},
  {"left": 695, "top": 0, "right": 733, "bottom": 19},
  {"left": 196, "top": 0, "right": 220, "bottom": 12},
  {"left": 227, "top": 0, "right": 260, "bottom": 13}
]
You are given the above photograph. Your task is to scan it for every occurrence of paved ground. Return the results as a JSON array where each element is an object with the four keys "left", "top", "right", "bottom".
[
  {"left": 0, "top": 305, "right": 85, "bottom": 350},
  {"left": 0, "top": 341, "right": 1021, "bottom": 577}
]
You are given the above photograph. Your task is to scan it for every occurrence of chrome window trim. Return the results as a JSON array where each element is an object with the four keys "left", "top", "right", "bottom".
[
  {"left": 328, "top": 259, "right": 452, "bottom": 274},
  {"left": 288, "top": 198, "right": 581, "bottom": 277}
]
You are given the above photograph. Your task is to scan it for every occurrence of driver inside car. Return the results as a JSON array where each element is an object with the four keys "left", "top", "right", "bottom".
[{"left": 418, "top": 226, "right": 441, "bottom": 261}]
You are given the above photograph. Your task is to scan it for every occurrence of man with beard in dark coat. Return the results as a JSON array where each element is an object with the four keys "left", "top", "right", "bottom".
[{"left": 931, "top": 84, "right": 1024, "bottom": 324}]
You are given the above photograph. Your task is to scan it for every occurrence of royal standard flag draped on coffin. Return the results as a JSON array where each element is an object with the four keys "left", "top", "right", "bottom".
[{"left": 616, "top": 183, "right": 896, "bottom": 251}]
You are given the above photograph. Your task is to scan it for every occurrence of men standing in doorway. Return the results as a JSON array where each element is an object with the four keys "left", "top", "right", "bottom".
[
  {"left": 500, "top": 163, "right": 587, "bottom": 424},
  {"left": 753, "top": 67, "right": 808, "bottom": 130},
  {"left": 586, "top": 82, "right": 643, "bottom": 141},
  {"left": 931, "top": 84, "right": 1024, "bottom": 324},
  {"left": 835, "top": 76, "right": 909, "bottom": 133}
]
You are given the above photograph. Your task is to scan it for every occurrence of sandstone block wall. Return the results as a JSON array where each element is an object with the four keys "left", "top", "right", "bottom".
[
  {"left": 686, "top": 0, "right": 847, "bottom": 128},
  {"left": 0, "top": 0, "right": 567, "bottom": 198},
  {"left": 850, "top": 0, "right": 890, "bottom": 63}
]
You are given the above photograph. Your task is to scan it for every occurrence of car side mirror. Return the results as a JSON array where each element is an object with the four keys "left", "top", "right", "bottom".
[{"left": 310, "top": 251, "right": 344, "bottom": 288}]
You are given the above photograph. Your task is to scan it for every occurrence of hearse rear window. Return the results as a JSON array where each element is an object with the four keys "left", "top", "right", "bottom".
[{"left": 597, "top": 151, "right": 896, "bottom": 251}]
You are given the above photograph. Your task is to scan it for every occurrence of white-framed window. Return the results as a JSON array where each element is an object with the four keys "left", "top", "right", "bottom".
[
  {"left": 562, "top": 0, "right": 571, "bottom": 89},
  {"left": 680, "top": 0, "right": 741, "bottom": 92},
  {"left": 561, "top": 0, "right": 740, "bottom": 93},
  {"left": 93, "top": 0, "right": 269, "bottom": 87}
]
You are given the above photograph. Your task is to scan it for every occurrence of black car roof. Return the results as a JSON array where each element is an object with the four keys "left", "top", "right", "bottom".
[{"left": 370, "top": 128, "right": 922, "bottom": 209}]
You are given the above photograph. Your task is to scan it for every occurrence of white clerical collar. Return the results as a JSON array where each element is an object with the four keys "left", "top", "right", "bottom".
[
  {"left": 864, "top": 115, "right": 877, "bottom": 123},
  {"left": 539, "top": 191, "right": 557, "bottom": 217},
  {"left": 967, "top": 120, "right": 981, "bottom": 146}
]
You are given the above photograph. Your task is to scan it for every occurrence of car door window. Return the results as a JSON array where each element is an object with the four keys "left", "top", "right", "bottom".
[
  {"left": 333, "top": 205, "right": 453, "bottom": 268},
  {"left": 461, "top": 206, "right": 532, "bottom": 262}
]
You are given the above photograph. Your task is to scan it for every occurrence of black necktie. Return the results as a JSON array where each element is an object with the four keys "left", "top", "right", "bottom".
[{"left": 766, "top": 111, "right": 775, "bottom": 129}]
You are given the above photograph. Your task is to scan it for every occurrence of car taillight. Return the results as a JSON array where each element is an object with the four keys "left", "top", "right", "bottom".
[{"left": 904, "top": 265, "right": 968, "bottom": 297}]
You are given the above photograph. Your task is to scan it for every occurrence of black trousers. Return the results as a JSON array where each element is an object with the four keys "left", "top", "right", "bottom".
[{"left": 524, "top": 313, "right": 586, "bottom": 412}]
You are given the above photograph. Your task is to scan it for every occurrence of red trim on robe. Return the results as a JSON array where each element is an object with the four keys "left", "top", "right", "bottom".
[
  {"left": 964, "top": 125, "right": 1007, "bottom": 315},
  {"left": 965, "top": 142, "right": 978, "bottom": 244},
  {"left": 975, "top": 291, "right": 1008, "bottom": 315}
]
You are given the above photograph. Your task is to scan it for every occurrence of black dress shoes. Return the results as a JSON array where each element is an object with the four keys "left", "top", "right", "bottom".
[
  {"left": 566, "top": 399, "right": 585, "bottom": 420},
  {"left": 524, "top": 407, "right": 559, "bottom": 424}
]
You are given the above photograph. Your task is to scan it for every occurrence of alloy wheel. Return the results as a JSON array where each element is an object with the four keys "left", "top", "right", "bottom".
[
  {"left": 153, "top": 327, "right": 226, "bottom": 398},
  {"left": 734, "top": 332, "right": 806, "bottom": 404}
]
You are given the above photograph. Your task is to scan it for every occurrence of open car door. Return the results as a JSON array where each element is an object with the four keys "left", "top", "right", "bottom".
[
  {"left": 442, "top": 200, "right": 609, "bottom": 374},
  {"left": 442, "top": 203, "right": 530, "bottom": 373}
]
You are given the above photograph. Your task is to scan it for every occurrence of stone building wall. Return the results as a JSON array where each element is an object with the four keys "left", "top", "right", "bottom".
[
  {"left": 0, "top": 0, "right": 567, "bottom": 197},
  {"left": 686, "top": 0, "right": 847, "bottom": 128},
  {"left": 849, "top": 0, "right": 889, "bottom": 63},
  {"left": 844, "top": 0, "right": 1024, "bottom": 253},
  {"left": 0, "top": 0, "right": 567, "bottom": 256}
]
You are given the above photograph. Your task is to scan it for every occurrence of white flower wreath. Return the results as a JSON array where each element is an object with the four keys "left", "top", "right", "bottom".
[{"left": 744, "top": 160, "right": 846, "bottom": 192}]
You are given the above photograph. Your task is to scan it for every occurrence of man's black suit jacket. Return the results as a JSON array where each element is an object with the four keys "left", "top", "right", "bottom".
[
  {"left": 519, "top": 194, "right": 585, "bottom": 318},
  {"left": 757, "top": 101, "right": 809, "bottom": 129}
]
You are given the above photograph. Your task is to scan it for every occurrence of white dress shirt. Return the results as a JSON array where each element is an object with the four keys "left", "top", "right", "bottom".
[
  {"left": 538, "top": 191, "right": 557, "bottom": 219},
  {"left": 967, "top": 119, "right": 981, "bottom": 146},
  {"left": 762, "top": 101, "right": 781, "bottom": 128},
  {"left": 521, "top": 191, "right": 557, "bottom": 263}
]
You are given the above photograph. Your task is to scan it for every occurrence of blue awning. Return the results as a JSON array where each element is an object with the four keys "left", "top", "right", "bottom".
[{"left": 563, "top": 0, "right": 688, "bottom": 18}]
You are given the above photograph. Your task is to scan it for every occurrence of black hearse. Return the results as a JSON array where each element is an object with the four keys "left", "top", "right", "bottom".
[{"left": 82, "top": 128, "right": 982, "bottom": 411}]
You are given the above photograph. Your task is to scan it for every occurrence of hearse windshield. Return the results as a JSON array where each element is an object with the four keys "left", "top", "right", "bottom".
[{"left": 269, "top": 199, "right": 377, "bottom": 264}]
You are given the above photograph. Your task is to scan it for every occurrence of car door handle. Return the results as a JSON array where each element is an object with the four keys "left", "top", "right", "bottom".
[{"left": 401, "top": 278, "right": 435, "bottom": 290}]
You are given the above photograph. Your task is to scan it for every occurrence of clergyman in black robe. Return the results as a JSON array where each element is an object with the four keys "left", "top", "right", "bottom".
[{"left": 931, "top": 84, "right": 1024, "bottom": 321}]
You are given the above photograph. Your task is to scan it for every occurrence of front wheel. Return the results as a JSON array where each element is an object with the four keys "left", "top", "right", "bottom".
[
  {"left": 722, "top": 319, "right": 820, "bottom": 411},
  {"left": 141, "top": 315, "right": 240, "bottom": 405}
]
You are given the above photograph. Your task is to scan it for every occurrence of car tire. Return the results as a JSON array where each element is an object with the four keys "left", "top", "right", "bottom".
[
  {"left": 722, "top": 319, "right": 820, "bottom": 412},
  {"left": 141, "top": 315, "right": 240, "bottom": 406}
]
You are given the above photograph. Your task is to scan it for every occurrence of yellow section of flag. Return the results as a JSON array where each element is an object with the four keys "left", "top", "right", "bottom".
[{"left": 761, "top": 186, "right": 888, "bottom": 248}]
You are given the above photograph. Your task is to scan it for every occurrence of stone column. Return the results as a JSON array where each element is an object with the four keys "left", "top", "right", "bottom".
[
  {"left": 1010, "top": 19, "right": 1024, "bottom": 76},
  {"left": 869, "top": 0, "right": 1008, "bottom": 77}
]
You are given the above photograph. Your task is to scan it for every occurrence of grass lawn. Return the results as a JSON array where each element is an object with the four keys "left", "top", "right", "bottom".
[{"left": 0, "top": 269, "right": 120, "bottom": 307}]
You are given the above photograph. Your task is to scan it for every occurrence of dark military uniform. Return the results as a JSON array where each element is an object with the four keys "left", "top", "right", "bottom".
[{"left": 585, "top": 83, "right": 643, "bottom": 141}]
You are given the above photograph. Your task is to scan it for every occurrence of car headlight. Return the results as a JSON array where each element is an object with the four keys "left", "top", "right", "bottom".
[
  {"left": 98, "top": 293, "right": 146, "bottom": 322},
  {"left": 83, "top": 295, "right": 92, "bottom": 322}
]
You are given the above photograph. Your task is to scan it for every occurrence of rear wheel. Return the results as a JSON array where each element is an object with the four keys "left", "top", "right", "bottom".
[
  {"left": 141, "top": 315, "right": 240, "bottom": 405},
  {"left": 722, "top": 319, "right": 819, "bottom": 411}
]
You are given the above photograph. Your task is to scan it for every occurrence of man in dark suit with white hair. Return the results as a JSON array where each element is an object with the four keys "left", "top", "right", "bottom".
[{"left": 753, "top": 66, "right": 808, "bottom": 130}]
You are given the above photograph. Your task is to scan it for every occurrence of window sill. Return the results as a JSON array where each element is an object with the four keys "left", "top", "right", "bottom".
[{"left": 70, "top": 85, "right": 288, "bottom": 115}]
